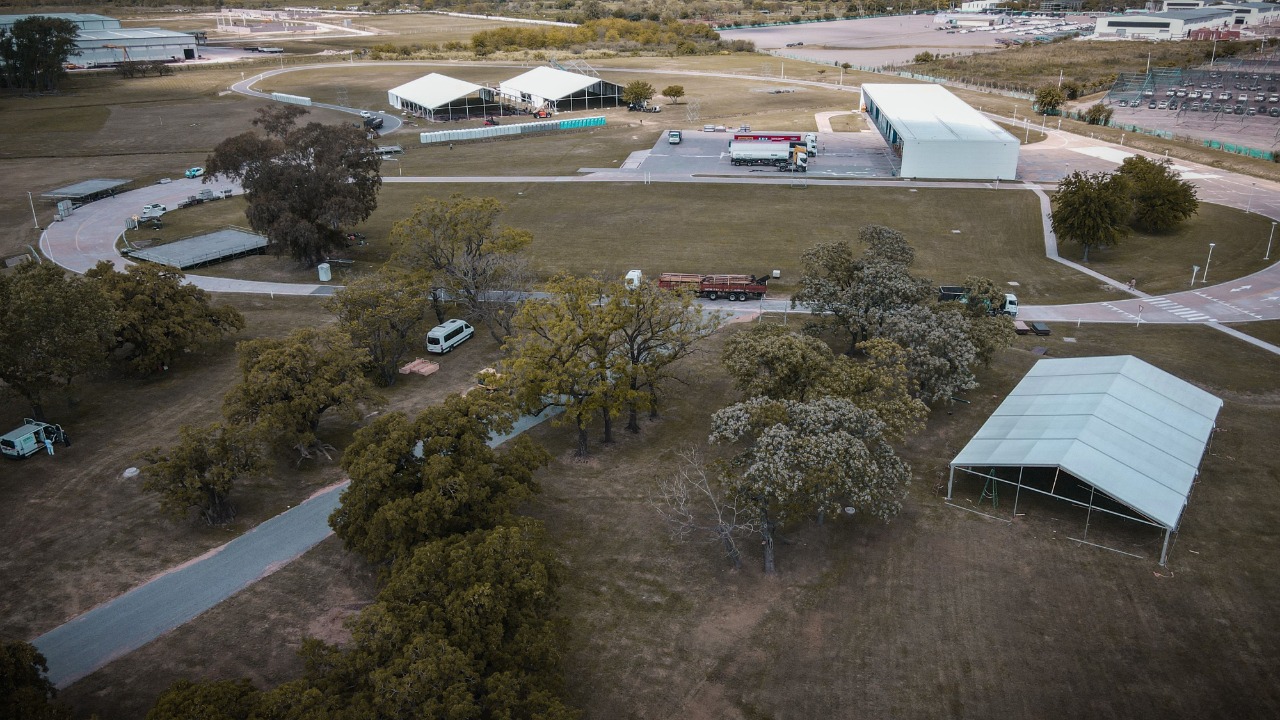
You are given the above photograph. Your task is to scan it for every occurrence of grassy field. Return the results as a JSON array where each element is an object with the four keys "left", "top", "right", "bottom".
[{"left": 53, "top": 319, "right": 1280, "bottom": 719}]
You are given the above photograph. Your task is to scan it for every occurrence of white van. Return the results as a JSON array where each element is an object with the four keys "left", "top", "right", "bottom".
[{"left": 426, "top": 319, "right": 474, "bottom": 354}]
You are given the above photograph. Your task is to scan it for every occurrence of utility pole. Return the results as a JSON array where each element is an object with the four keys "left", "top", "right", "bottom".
[{"left": 27, "top": 191, "right": 39, "bottom": 229}]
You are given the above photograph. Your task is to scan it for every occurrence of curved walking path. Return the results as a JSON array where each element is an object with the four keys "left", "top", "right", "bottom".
[{"left": 30, "top": 409, "right": 561, "bottom": 688}]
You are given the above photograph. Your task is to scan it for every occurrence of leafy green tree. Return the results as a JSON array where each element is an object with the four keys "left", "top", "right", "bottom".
[
  {"left": 912, "top": 51, "right": 935, "bottom": 63},
  {"left": 146, "top": 679, "right": 261, "bottom": 720},
  {"left": 303, "top": 523, "right": 576, "bottom": 720},
  {"left": 710, "top": 397, "right": 911, "bottom": 574},
  {"left": 326, "top": 269, "right": 435, "bottom": 386},
  {"left": 223, "top": 328, "right": 381, "bottom": 461},
  {"left": 662, "top": 84, "right": 685, "bottom": 104},
  {"left": 331, "top": 392, "right": 551, "bottom": 566},
  {"left": 1083, "top": 102, "right": 1113, "bottom": 126},
  {"left": 0, "top": 261, "right": 114, "bottom": 419},
  {"left": 390, "top": 194, "right": 534, "bottom": 336},
  {"left": 498, "top": 274, "right": 629, "bottom": 457},
  {"left": 205, "top": 106, "right": 381, "bottom": 266},
  {"left": 1050, "top": 170, "right": 1131, "bottom": 262},
  {"left": 1061, "top": 80, "right": 1082, "bottom": 100},
  {"left": 0, "top": 16, "right": 78, "bottom": 91},
  {"left": 879, "top": 305, "right": 980, "bottom": 404},
  {"left": 609, "top": 278, "right": 720, "bottom": 432},
  {"left": 793, "top": 227, "right": 932, "bottom": 353},
  {"left": 1116, "top": 156, "right": 1200, "bottom": 232},
  {"left": 140, "top": 423, "right": 264, "bottom": 526},
  {"left": 0, "top": 641, "right": 70, "bottom": 720},
  {"left": 1034, "top": 85, "right": 1066, "bottom": 115},
  {"left": 85, "top": 261, "right": 244, "bottom": 376},
  {"left": 622, "top": 80, "right": 656, "bottom": 106}
]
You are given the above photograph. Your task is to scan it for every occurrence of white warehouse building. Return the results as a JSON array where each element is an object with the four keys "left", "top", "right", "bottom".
[
  {"left": 1093, "top": 8, "right": 1232, "bottom": 38},
  {"left": 860, "top": 83, "right": 1019, "bottom": 180}
]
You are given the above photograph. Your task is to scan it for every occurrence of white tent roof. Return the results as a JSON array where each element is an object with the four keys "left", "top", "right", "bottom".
[
  {"left": 861, "top": 83, "right": 1016, "bottom": 144},
  {"left": 388, "top": 73, "right": 486, "bottom": 110},
  {"left": 500, "top": 66, "right": 599, "bottom": 100},
  {"left": 951, "top": 355, "right": 1221, "bottom": 529}
]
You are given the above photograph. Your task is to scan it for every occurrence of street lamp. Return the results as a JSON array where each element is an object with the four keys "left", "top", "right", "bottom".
[
  {"left": 1267, "top": 221, "right": 1277, "bottom": 261},
  {"left": 1247, "top": 182, "right": 1257, "bottom": 214},
  {"left": 27, "top": 191, "right": 39, "bottom": 229},
  {"left": 1203, "top": 242, "right": 1216, "bottom": 283}
]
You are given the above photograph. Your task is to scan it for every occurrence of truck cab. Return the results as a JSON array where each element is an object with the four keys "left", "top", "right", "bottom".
[{"left": 668, "top": 130, "right": 682, "bottom": 145}]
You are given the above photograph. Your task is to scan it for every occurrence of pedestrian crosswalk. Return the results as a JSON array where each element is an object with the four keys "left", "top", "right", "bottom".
[{"left": 1145, "top": 297, "right": 1215, "bottom": 322}]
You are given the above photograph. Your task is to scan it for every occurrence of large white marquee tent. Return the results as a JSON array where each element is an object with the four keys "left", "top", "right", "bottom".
[
  {"left": 387, "top": 73, "right": 501, "bottom": 121},
  {"left": 948, "top": 355, "right": 1221, "bottom": 565},
  {"left": 498, "top": 66, "right": 623, "bottom": 112}
]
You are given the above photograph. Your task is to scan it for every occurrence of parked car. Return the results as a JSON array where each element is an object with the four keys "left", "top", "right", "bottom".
[
  {"left": 359, "top": 110, "right": 372, "bottom": 118},
  {"left": 184, "top": 167, "right": 204, "bottom": 178},
  {"left": 1247, "top": 107, "right": 1258, "bottom": 116},
  {"left": 1270, "top": 107, "right": 1280, "bottom": 117},
  {"left": 1148, "top": 101, "right": 1157, "bottom": 109},
  {"left": 141, "top": 203, "right": 166, "bottom": 216}
]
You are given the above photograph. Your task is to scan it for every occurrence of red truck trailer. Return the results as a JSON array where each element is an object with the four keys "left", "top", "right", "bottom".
[{"left": 656, "top": 272, "right": 769, "bottom": 301}]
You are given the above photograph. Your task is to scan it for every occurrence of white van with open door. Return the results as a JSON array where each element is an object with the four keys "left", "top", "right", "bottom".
[{"left": 426, "top": 319, "right": 474, "bottom": 354}]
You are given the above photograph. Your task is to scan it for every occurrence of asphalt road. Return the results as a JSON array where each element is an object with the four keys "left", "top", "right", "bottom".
[{"left": 31, "top": 406, "right": 562, "bottom": 689}]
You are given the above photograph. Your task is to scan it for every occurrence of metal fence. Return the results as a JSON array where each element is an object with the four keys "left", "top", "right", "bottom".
[{"left": 418, "top": 115, "right": 605, "bottom": 144}]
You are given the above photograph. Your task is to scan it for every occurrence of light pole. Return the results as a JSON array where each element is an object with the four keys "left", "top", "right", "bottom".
[
  {"left": 27, "top": 191, "right": 39, "bottom": 229},
  {"left": 1203, "top": 243, "right": 1216, "bottom": 283},
  {"left": 1267, "top": 221, "right": 1277, "bottom": 261},
  {"left": 1211, "top": 38, "right": 1218, "bottom": 67},
  {"left": 1247, "top": 182, "right": 1257, "bottom": 214},
  {"left": 1191, "top": 265, "right": 1200, "bottom": 286}
]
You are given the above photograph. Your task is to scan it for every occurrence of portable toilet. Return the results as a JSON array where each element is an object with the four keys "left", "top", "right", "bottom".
[{"left": 317, "top": 263, "right": 332, "bottom": 282}]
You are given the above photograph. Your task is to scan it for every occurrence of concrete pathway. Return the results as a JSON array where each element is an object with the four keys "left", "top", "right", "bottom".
[{"left": 31, "top": 406, "right": 562, "bottom": 689}]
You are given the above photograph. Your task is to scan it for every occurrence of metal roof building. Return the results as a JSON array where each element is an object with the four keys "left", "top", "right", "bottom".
[
  {"left": 0, "top": 13, "right": 120, "bottom": 32},
  {"left": 1093, "top": 8, "right": 1233, "bottom": 38},
  {"left": 498, "top": 66, "right": 623, "bottom": 112},
  {"left": 74, "top": 28, "right": 199, "bottom": 66},
  {"left": 948, "top": 355, "right": 1222, "bottom": 565},
  {"left": 386, "top": 73, "right": 501, "bottom": 121},
  {"left": 860, "top": 83, "right": 1019, "bottom": 180}
]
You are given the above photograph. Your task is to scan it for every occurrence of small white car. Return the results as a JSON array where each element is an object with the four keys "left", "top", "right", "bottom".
[
  {"left": 185, "top": 167, "right": 205, "bottom": 178},
  {"left": 360, "top": 110, "right": 372, "bottom": 118},
  {"left": 141, "top": 203, "right": 166, "bottom": 217}
]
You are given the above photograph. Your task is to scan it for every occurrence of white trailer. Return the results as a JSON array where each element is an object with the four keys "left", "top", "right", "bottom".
[{"left": 728, "top": 141, "right": 808, "bottom": 171}]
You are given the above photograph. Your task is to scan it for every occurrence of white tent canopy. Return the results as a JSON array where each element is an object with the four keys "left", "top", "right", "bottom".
[
  {"left": 949, "top": 355, "right": 1221, "bottom": 564},
  {"left": 498, "top": 66, "right": 622, "bottom": 111},
  {"left": 387, "top": 73, "right": 496, "bottom": 118}
]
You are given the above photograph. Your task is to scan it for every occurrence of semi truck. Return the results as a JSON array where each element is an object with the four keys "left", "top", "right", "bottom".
[
  {"left": 656, "top": 272, "right": 770, "bottom": 301},
  {"left": 729, "top": 141, "right": 808, "bottom": 171},
  {"left": 732, "top": 131, "right": 818, "bottom": 156},
  {"left": 938, "top": 286, "right": 1019, "bottom": 317}
]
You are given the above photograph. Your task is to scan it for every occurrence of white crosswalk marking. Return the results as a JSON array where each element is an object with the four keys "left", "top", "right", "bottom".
[{"left": 1141, "top": 297, "right": 1216, "bottom": 322}]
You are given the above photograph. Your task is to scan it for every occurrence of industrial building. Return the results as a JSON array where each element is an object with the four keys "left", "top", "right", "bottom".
[
  {"left": 948, "top": 356, "right": 1222, "bottom": 566},
  {"left": 859, "top": 83, "right": 1019, "bottom": 180},
  {"left": 497, "top": 66, "right": 623, "bottom": 113},
  {"left": 1222, "top": 2, "right": 1280, "bottom": 25},
  {"left": 0, "top": 12, "right": 119, "bottom": 32},
  {"left": 1093, "top": 8, "right": 1233, "bottom": 38},
  {"left": 387, "top": 73, "right": 502, "bottom": 121},
  {"left": 74, "top": 28, "right": 199, "bottom": 66}
]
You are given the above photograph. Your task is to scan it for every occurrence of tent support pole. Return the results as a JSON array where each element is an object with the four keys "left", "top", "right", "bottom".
[
  {"left": 1083, "top": 485, "right": 1097, "bottom": 539},
  {"left": 1050, "top": 466, "right": 1060, "bottom": 495},
  {"left": 946, "top": 465, "right": 954, "bottom": 500},
  {"left": 1012, "top": 466, "right": 1024, "bottom": 519},
  {"left": 1160, "top": 528, "right": 1172, "bottom": 566}
]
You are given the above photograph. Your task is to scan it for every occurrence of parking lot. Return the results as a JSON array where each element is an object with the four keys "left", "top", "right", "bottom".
[
  {"left": 1106, "top": 64, "right": 1280, "bottom": 148},
  {"left": 629, "top": 125, "right": 900, "bottom": 178}
]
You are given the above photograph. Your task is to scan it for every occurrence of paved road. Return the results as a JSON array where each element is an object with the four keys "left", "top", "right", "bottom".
[{"left": 31, "top": 406, "right": 562, "bottom": 689}]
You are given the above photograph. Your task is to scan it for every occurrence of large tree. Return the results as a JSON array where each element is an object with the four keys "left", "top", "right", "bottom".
[
  {"left": 1116, "top": 156, "right": 1200, "bottom": 232},
  {"left": 0, "top": 641, "right": 70, "bottom": 720},
  {"left": 498, "top": 274, "right": 630, "bottom": 456},
  {"left": 86, "top": 260, "right": 244, "bottom": 375},
  {"left": 140, "top": 423, "right": 264, "bottom": 526},
  {"left": 710, "top": 396, "right": 911, "bottom": 574},
  {"left": 879, "top": 305, "right": 980, "bottom": 404},
  {"left": 330, "top": 392, "right": 551, "bottom": 567},
  {"left": 326, "top": 269, "right": 435, "bottom": 386},
  {"left": 1051, "top": 170, "right": 1131, "bottom": 262},
  {"left": 146, "top": 679, "right": 261, "bottom": 720},
  {"left": 223, "top": 328, "right": 381, "bottom": 461},
  {"left": 0, "top": 261, "right": 114, "bottom": 419},
  {"left": 390, "top": 194, "right": 534, "bottom": 337},
  {"left": 205, "top": 106, "right": 381, "bottom": 266},
  {"left": 1033, "top": 85, "right": 1065, "bottom": 115},
  {"left": 0, "top": 16, "right": 78, "bottom": 91},
  {"left": 622, "top": 80, "right": 656, "bottom": 106},
  {"left": 662, "top": 84, "right": 686, "bottom": 104}
]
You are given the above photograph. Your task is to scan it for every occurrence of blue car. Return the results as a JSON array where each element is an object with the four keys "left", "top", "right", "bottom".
[{"left": 185, "top": 167, "right": 205, "bottom": 179}]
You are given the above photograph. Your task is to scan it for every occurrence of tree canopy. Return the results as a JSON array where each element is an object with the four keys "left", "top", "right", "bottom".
[
  {"left": 0, "top": 641, "right": 70, "bottom": 720},
  {"left": 390, "top": 194, "right": 534, "bottom": 337},
  {"left": 145, "top": 679, "right": 261, "bottom": 720},
  {"left": 140, "top": 423, "right": 264, "bottom": 526},
  {"left": 0, "top": 16, "right": 78, "bottom": 91},
  {"left": 662, "top": 85, "right": 685, "bottom": 104},
  {"left": 331, "top": 392, "right": 550, "bottom": 567},
  {"left": 1050, "top": 170, "right": 1131, "bottom": 262},
  {"left": 326, "top": 269, "right": 435, "bottom": 386},
  {"left": 205, "top": 106, "right": 381, "bottom": 266},
  {"left": 86, "top": 260, "right": 245, "bottom": 375},
  {"left": 223, "top": 327, "right": 381, "bottom": 461},
  {"left": 622, "top": 80, "right": 657, "bottom": 105},
  {"left": 0, "top": 261, "right": 115, "bottom": 419},
  {"left": 1116, "top": 156, "right": 1200, "bottom": 232},
  {"left": 1034, "top": 85, "right": 1065, "bottom": 115},
  {"left": 710, "top": 396, "right": 911, "bottom": 573}
]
